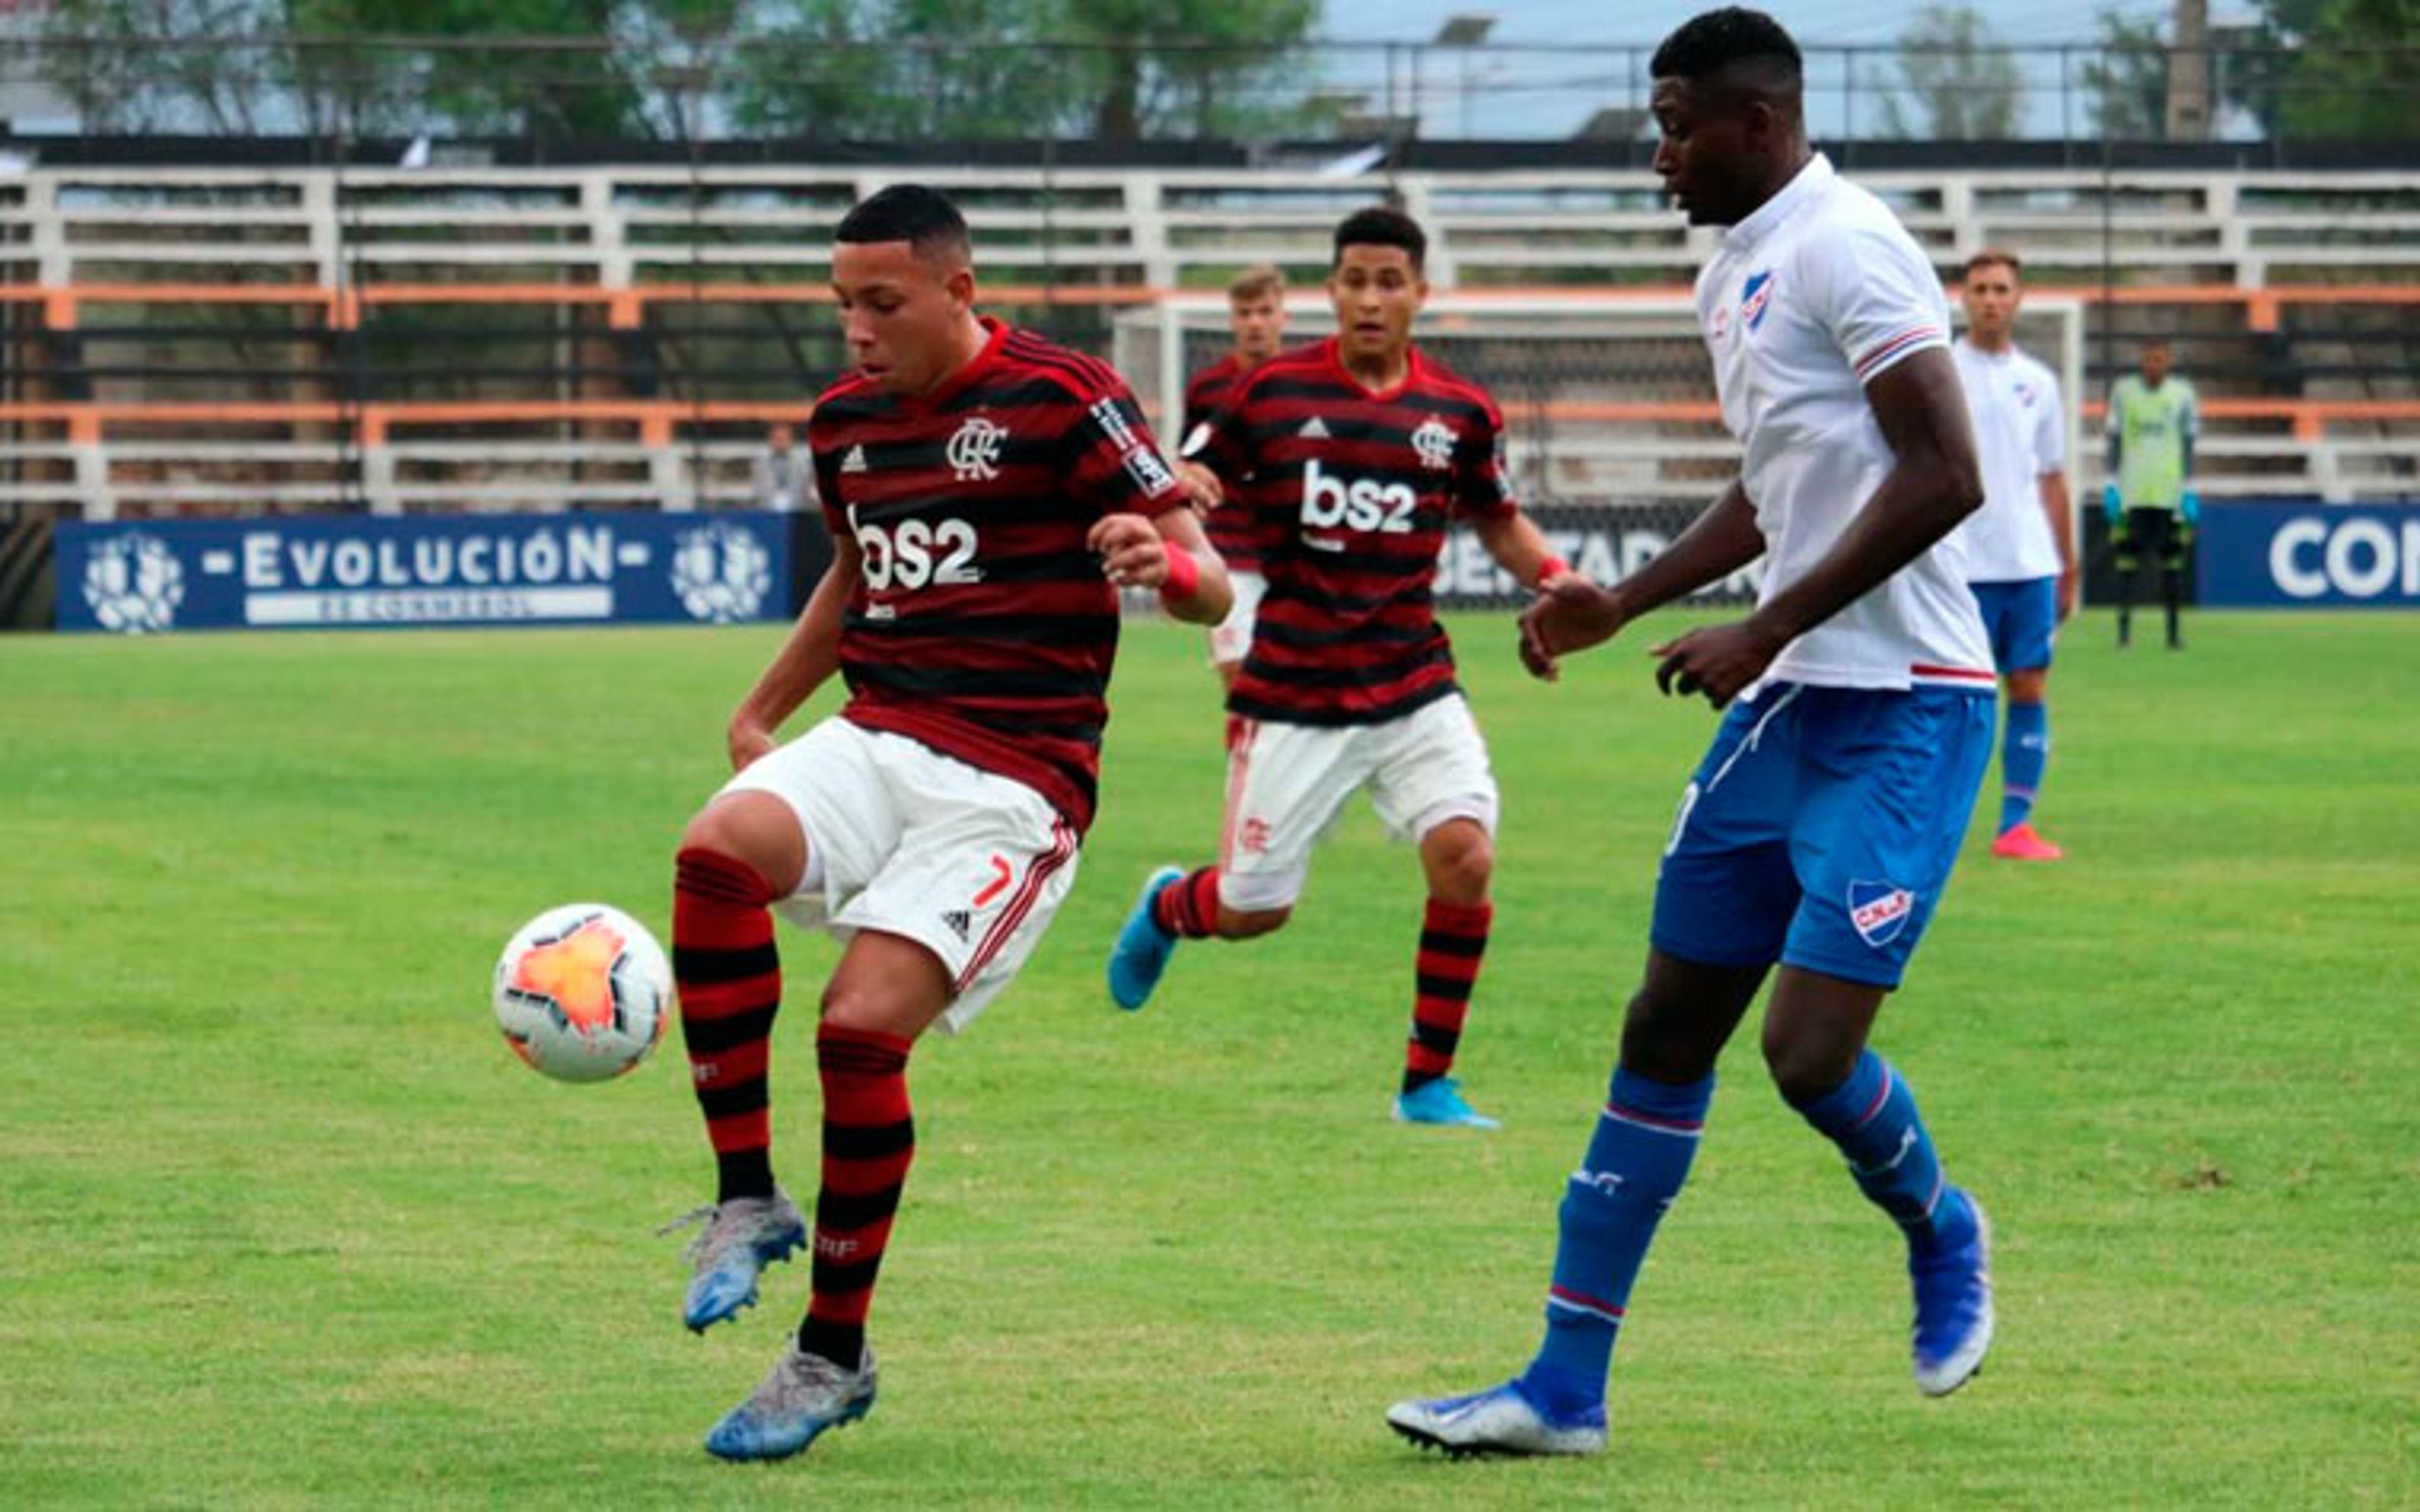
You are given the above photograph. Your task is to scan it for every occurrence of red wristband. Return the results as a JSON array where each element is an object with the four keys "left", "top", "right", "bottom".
[
  {"left": 1534, "top": 555, "right": 1569, "bottom": 588},
  {"left": 1157, "top": 543, "right": 1201, "bottom": 604}
]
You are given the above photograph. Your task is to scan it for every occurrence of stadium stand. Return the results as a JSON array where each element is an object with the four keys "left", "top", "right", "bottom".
[{"left": 0, "top": 164, "right": 2412, "bottom": 515}]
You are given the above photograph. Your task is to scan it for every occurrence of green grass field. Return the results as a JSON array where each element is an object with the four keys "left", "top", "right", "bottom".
[{"left": 3, "top": 609, "right": 2413, "bottom": 1507}]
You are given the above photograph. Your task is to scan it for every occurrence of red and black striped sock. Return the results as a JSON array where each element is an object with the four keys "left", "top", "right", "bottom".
[
  {"left": 673, "top": 846, "right": 782, "bottom": 1205},
  {"left": 1404, "top": 898, "right": 1492, "bottom": 1096},
  {"left": 1150, "top": 865, "right": 1224, "bottom": 939},
  {"left": 798, "top": 1022, "right": 916, "bottom": 1370}
]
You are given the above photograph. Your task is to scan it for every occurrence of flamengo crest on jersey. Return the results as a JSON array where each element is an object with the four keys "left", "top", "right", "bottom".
[
  {"left": 1190, "top": 337, "right": 1519, "bottom": 727},
  {"left": 946, "top": 416, "right": 1007, "bottom": 481},
  {"left": 1695, "top": 154, "right": 1994, "bottom": 692},
  {"left": 1950, "top": 338, "right": 2068, "bottom": 583},
  {"left": 809, "top": 317, "right": 1185, "bottom": 832}
]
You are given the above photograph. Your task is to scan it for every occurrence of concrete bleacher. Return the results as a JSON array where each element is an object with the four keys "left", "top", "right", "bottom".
[{"left": 1, "top": 162, "right": 2413, "bottom": 515}]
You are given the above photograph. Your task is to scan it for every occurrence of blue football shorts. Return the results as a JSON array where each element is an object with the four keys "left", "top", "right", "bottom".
[
  {"left": 1650, "top": 682, "right": 1993, "bottom": 989},
  {"left": 1968, "top": 576, "right": 2059, "bottom": 674}
]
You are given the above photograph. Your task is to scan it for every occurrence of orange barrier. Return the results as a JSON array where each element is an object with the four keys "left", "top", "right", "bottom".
[
  {"left": 3, "top": 281, "right": 2417, "bottom": 331},
  {"left": 7, "top": 396, "right": 2413, "bottom": 447}
]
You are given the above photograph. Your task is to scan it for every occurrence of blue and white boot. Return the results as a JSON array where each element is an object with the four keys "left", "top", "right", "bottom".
[
  {"left": 1386, "top": 1379, "right": 1606, "bottom": 1457},
  {"left": 1910, "top": 1191, "right": 1994, "bottom": 1396},
  {"left": 705, "top": 1342, "right": 878, "bottom": 1462},
  {"left": 663, "top": 1189, "right": 808, "bottom": 1334}
]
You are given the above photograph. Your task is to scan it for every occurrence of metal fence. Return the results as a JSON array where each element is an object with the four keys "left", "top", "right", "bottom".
[{"left": 2, "top": 33, "right": 2415, "bottom": 152}]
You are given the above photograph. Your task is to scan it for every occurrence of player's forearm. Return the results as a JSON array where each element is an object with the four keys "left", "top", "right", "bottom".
[
  {"left": 1160, "top": 546, "right": 1231, "bottom": 626},
  {"left": 1610, "top": 481, "right": 1763, "bottom": 619},
  {"left": 735, "top": 564, "right": 847, "bottom": 731},
  {"left": 1150, "top": 511, "right": 1233, "bottom": 626},
  {"left": 2041, "top": 474, "right": 2077, "bottom": 570},
  {"left": 1470, "top": 510, "right": 1565, "bottom": 588}
]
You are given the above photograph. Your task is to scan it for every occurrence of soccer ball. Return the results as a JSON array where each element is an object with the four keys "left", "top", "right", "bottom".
[{"left": 492, "top": 903, "right": 672, "bottom": 1082}]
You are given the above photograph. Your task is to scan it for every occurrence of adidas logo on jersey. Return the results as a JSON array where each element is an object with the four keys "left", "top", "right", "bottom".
[
  {"left": 841, "top": 445, "right": 868, "bottom": 474},
  {"left": 1297, "top": 416, "right": 1332, "bottom": 440},
  {"left": 941, "top": 909, "right": 972, "bottom": 941}
]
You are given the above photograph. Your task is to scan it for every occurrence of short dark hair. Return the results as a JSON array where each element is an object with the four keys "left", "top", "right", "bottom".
[
  {"left": 835, "top": 183, "right": 971, "bottom": 265},
  {"left": 1651, "top": 7, "right": 1803, "bottom": 89},
  {"left": 1965, "top": 248, "right": 2022, "bottom": 278},
  {"left": 1333, "top": 207, "right": 1426, "bottom": 272}
]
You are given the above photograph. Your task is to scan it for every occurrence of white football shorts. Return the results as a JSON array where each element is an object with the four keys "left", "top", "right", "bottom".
[
  {"left": 1218, "top": 693, "right": 1498, "bottom": 913},
  {"left": 1206, "top": 569, "right": 1267, "bottom": 667},
  {"left": 721, "top": 718, "right": 1081, "bottom": 1034}
]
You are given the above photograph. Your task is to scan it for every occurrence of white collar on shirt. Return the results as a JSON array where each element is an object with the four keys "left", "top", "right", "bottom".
[{"left": 1721, "top": 152, "right": 1836, "bottom": 254}]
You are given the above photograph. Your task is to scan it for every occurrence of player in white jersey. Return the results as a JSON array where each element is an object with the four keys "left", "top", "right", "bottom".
[
  {"left": 1950, "top": 249, "right": 2075, "bottom": 862},
  {"left": 1387, "top": 8, "right": 1998, "bottom": 1460}
]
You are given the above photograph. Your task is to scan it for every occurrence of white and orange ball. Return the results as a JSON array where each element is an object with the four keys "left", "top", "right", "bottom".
[{"left": 492, "top": 903, "right": 671, "bottom": 1082}]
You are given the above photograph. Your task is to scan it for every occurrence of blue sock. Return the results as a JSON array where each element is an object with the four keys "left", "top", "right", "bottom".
[
  {"left": 1518, "top": 1067, "right": 1712, "bottom": 1416},
  {"left": 1792, "top": 1050, "right": 1974, "bottom": 1251},
  {"left": 1998, "top": 699, "right": 2049, "bottom": 834}
]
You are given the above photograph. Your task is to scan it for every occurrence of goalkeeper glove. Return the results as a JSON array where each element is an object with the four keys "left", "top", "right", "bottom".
[
  {"left": 2102, "top": 483, "right": 2123, "bottom": 523},
  {"left": 2180, "top": 489, "right": 2201, "bottom": 526}
]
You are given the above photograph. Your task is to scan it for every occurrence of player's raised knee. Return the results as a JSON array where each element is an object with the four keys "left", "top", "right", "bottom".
[
  {"left": 679, "top": 791, "right": 807, "bottom": 898},
  {"left": 819, "top": 937, "right": 951, "bottom": 1038},
  {"left": 1419, "top": 820, "right": 1495, "bottom": 903}
]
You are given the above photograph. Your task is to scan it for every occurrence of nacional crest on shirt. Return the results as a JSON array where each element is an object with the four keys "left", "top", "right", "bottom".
[
  {"left": 1741, "top": 270, "right": 1777, "bottom": 333},
  {"left": 1847, "top": 880, "right": 1916, "bottom": 949},
  {"left": 1410, "top": 417, "right": 1458, "bottom": 472}
]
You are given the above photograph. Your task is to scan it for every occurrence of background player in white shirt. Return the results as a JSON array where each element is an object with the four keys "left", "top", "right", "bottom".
[
  {"left": 1950, "top": 249, "right": 2076, "bottom": 862},
  {"left": 1388, "top": 7, "right": 1998, "bottom": 1459}
]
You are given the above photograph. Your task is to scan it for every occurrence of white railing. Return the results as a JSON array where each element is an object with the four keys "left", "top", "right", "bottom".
[{"left": 6, "top": 163, "right": 2416, "bottom": 290}]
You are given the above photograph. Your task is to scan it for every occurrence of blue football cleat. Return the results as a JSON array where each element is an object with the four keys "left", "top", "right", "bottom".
[
  {"left": 705, "top": 1343, "right": 877, "bottom": 1462},
  {"left": 1910, "top": 1191, "right": 1994, "bottom": 1397},
  {"left": 1107, "top": 866, "right": 1185, "bottom": 1011},
  {"left": 662, "top": 1190, "right": 807, "bottom": 1334},
  {"left": 1393, "top": 1077, "right": 1501, "bottom": 1130},
  {"left": 1386, "top": 1378, "right": 1606, "bottom": 1457}
]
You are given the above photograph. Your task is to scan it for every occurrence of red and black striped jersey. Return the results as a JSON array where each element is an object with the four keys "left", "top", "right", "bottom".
[
  {"left": 1192, "top": 338, "right": 1519, "bottom": 726},
  {"left": 809, "top": 317, "right": 1185, "bottom": 832},
  {"left": 1180, "top": 352, "right": 1268, "bottom": 573}
]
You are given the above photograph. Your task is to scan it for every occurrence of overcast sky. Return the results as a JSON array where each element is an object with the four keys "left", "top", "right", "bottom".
[
  {"left": 1316, "top": 0, "right": 2218, "bottom": 47},
  {"left": 1307, "top": 1, "right": 2250, "bottom": 139}
]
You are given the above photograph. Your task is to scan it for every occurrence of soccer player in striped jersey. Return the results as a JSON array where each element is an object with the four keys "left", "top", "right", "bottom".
[
  {"left": 1390, "top": 8, "right": 1997, "bottom": 1457},
  {"left": 1175, "top": 263, "right": 1288, "bottom": 711},
  {"left": 1107, "top": 207, "right": 1582, "bottom": 1131},
  {"left": 663, "top": 184, "right": 1230, "bottom": 1463}
]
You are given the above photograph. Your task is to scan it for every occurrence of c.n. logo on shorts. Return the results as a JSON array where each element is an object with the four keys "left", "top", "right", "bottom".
[{"left": 1847, "top": 880, "right": 1916, "bottom": 949}]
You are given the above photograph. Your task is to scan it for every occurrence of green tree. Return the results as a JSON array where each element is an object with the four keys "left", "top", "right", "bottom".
[
  {"left": 33, "top": 0, "right": 294, "bottom": 134},
  {"left": 1058, "top": 0, "right": 1322, "bottom": 141},
  {"left": 723, "top": 0, "right": 1325, "bottom": 143},
  {"left": 2080, "top": 8, "right": 2169, "bottom": 139},
  {"left": 1871, "top": 5, "right": 2024, "bottom": 140},
  {"left": 2232, "top": 0, "right": 2419, "bottom": 139}
]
